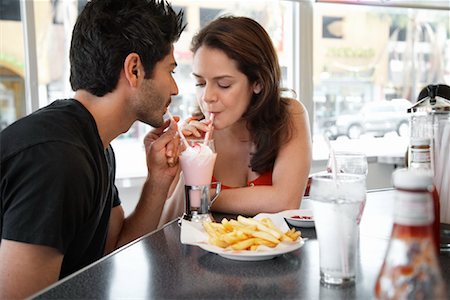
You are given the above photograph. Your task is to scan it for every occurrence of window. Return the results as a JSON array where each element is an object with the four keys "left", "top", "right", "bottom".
[
  {"left": 313, "top": 2, "right": 449, "bottom": 162},
  {"left": 0, "top": 1, "right": 25, "bottom": 130},
  {"left": 200, "top": 8, "right": 222, "bottom": 28},
  {"left": 2, "top": 0, "right": 449, "bottom": 189}
]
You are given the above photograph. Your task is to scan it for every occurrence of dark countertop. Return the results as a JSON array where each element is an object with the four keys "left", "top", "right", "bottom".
[{"left": 33, "top": 189, "right": 450, "bottom": 299}]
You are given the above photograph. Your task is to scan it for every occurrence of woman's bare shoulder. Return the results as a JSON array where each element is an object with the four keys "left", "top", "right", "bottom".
[{"left": 285, "top": 98, "right": 307, "bottom": 114}]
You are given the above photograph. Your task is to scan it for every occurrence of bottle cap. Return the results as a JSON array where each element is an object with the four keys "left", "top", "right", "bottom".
[
  {"left": 392, "top": 168, "right": 433, "bottom": 190},
  {"left": 410, "top": 137, "right": 431, "bottom": 146}
]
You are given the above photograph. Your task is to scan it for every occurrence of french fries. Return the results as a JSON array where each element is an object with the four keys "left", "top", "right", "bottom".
[{"left": 203, "top": 216, "right": 301, "bottom": 251}]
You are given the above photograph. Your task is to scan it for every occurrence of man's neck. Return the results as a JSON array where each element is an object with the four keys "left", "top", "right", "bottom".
[{"left": 73, "top": 90, "right": 135, "bottom": 148}]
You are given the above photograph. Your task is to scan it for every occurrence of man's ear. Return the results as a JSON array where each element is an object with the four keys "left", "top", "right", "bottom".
[
  {"left": 253, "top": 81, "right": 262, "bottom": 94},
  {"left": 124, "top": 53, "right": 141, "bottom": 87}
]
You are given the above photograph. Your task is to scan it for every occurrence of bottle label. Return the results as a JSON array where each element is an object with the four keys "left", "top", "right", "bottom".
[
  {"left": 395, "top": 191, "right": 433, "bottom": 225},
  {"left": 411, "top": 149, "right": 431, "bottom": 163}
]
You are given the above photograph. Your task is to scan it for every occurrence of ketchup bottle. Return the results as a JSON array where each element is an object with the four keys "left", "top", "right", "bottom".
[{"left": 375, "top": 168, "right": 446, "bottom": 299}]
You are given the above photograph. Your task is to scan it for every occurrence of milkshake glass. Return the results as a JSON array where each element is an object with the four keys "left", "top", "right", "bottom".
[
  {"left": 180, "top": 141, "right": 216, "bottom": 187},
  {"left": 179, "top": 141, "right": 219, "bottom": 221}
]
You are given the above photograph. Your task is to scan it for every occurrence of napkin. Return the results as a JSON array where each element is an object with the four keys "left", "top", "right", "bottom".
[{"left": 180, "top": 219, "right": 209, "bottom": 245}]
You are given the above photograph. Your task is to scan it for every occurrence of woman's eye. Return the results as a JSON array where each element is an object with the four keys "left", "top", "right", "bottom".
[
  {"left": 218, "top": 83, "right": 230, "bottom": 89},
  {"left": 195, "top": 82, "right": 205, "bottom": 87}
]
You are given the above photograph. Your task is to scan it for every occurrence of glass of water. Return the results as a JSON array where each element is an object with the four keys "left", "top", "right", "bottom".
[
  {"left": 327, "top": 151, "right": 368, "bottom": 177},
  {"left": 310, "top": 172, "right": 366, "bottom": 286}
]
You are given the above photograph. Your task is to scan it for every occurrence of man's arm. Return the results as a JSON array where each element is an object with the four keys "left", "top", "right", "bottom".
[
  {"left": 0, "top": 240, "right": 63, "bottom": 299},
  {"left": 105, "top": 118, "right": 181, "bottom": 251}
]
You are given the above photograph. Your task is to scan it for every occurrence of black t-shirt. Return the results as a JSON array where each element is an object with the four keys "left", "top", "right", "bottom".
[{"left": 0, "top": 99, "right": 121, "bottom": 278}]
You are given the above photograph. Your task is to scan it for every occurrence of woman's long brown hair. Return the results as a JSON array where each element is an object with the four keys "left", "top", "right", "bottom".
[{"left": 191, "top": 16, "right": 292, "bottom": 174}]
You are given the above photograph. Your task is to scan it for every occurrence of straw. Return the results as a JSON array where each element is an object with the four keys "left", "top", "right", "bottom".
[
  {"left": 203, "top": 113, "right": 215, "bottom": 146},
  {"left": 167, "top": 110, "right": 191, "bottom": 149},
  {"left": 323, "top": 133, "right": 338, "bottom": 184},
  {"left": 323, "top": 133, "right": 349, "bottom": 276}
]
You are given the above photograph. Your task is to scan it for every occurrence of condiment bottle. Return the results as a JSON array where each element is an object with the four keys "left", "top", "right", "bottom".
[
  {"left": 408, "top": 137, "right": 440, "bottom": 252},
  {"left": 375, "top": 169, "right": 446, "bottom": 300},
  {"left": 409, "top": 137, "right": 432, "bottom": 171}
]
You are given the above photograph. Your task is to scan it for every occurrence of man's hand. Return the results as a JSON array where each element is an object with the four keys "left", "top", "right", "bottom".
[
  {"left": 110, "top": 117, "right": 184, "bottom": 247},
  {"left": 143, "top": 117, "right": 181, "bottom": 186}
]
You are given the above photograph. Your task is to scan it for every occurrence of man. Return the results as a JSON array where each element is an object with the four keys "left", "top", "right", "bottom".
[{"left": 0, "top": 0, "right": 186, "bottom": 298}]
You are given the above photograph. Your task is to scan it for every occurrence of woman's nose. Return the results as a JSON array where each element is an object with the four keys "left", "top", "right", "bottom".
[{"left": 202, "top": 84, "right": 217, "bottom": 103}]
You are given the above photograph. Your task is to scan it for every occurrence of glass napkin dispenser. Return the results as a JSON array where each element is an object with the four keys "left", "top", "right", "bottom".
[{"left": 407, "top": 84, "right": 450, "bottom": 170}]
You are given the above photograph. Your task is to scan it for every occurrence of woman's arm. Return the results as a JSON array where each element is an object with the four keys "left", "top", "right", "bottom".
[{"left": 211, "top": 100, "right": 312, "bottom": 215}]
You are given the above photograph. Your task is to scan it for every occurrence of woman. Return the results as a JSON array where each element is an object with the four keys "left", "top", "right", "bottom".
[{"left": 181, "top": 16, "right": 312, "bottom": 215}]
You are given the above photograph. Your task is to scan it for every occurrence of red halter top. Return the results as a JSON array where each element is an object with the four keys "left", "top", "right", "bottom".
[{"left": 212, "top": 171, "right": 272, "bottom": 189}]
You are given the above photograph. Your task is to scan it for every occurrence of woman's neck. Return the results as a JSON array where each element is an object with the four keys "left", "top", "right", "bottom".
[{"left": 216, "top": 119, "right": 250, "bottom": 142}]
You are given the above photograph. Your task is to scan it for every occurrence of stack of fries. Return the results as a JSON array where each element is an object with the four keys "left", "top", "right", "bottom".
[{"left": 203, "top": 215, "right": 301, "bottom": 251}]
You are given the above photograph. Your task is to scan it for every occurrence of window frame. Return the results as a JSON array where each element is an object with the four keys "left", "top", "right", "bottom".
[{"left": 20, "top": 0, "right": 39, "bottom": 115}]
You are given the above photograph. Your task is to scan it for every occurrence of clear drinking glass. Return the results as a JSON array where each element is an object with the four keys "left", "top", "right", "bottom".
[
  {"left": 182, "top": 182, "right": 221, "bottom": 222},
  {"left": 327, "top": 151, "right": 368, "bottom": 177},
  {"left": 310, "top": 172, "right": 366, "bottom": 286}
]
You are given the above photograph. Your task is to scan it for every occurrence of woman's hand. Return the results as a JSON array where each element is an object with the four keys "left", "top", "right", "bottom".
[{"left": 181, "top": 118, "right": 213, "bottom": 139}]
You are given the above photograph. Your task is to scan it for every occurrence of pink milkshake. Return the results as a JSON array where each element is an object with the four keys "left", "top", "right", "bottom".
[{"left": 179, "top": 143, "right": 217, "bottom": 207}]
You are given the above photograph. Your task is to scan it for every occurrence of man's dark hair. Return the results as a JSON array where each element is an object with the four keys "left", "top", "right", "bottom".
[{"left": 70, "top": 0, "right": 185, "bottom": 96}]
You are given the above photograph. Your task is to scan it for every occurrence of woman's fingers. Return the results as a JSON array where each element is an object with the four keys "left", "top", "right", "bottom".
[{"left": 181, "top": 120, "right": 211, "bottom": 138}]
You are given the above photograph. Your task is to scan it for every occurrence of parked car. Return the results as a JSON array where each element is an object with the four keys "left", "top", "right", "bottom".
[{"left": 324, "top": 99, "right": 412, "bottom": 140}]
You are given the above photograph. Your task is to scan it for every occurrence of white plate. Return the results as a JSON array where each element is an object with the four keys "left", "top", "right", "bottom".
[
  {"left": 197, "top": 239, "right": 304, "bottom": 261},
  {"left": 280, "top": 209, "right": 315, "bottom": 228},
  {"left": 180, "top": 214, "right": 305, "bottom": 261}
]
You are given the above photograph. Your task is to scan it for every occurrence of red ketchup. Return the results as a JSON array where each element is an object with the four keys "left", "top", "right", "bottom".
[{"left": 291, "top": 215, "right": 312, "bottom": 220}]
